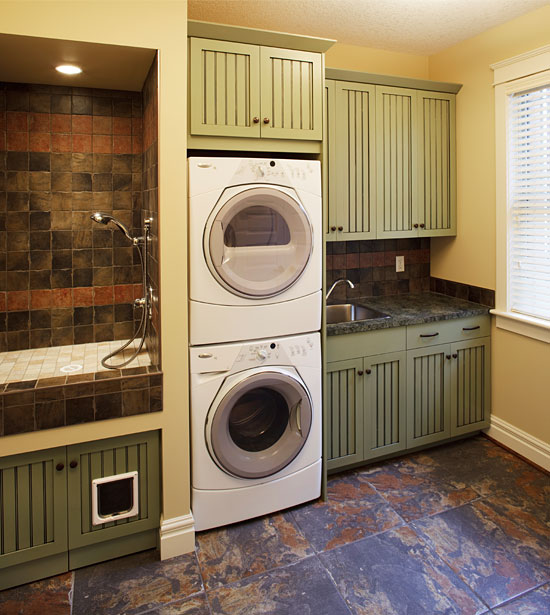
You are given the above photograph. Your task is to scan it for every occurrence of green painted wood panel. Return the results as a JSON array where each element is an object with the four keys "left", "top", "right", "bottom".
[
  {"left": 334, "top": 81, "right": 376, "bottom": 240},
  {"left": 376, "top": 86, "right": 418, "bottom": 238},
  {"left": 67, "top": 431, "right": 160, "bottom": 556},
  {"left": 364, "top": 351, "right": 407, "bottom": 460},
  {"left": 324, "top": 80, "right": 337, "bottom": 239},
  {"left": 326, "top": 358, "right": 364, "bottom": 470},
  {"left": 327, "top": 326, "right": 406, "bottom": 362},
  {"left": 417, "top": 92, "right": 456, "bottom": 236},
  {"left": 407, "top": 344, "right": 451, "bottom": 447},
  {"left": 450, "top": 338, "right": 491, "bottom": 436},
  {"left": 189, "top": 37, "right": 261, "bottom": 138},
  {"left": 260, "top": 46, "right": 322, "bottom": 140},
  {"left": 0, "top": 448, "right": 67, "bottom": 571}
]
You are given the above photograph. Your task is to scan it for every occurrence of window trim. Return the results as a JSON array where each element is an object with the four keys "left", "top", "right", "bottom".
[{"left": 492, "top": 47, "right": 550, "bottom": 343}]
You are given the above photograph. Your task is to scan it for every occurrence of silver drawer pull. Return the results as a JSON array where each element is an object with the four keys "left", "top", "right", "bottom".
[
  {"left": 198, "top": 353, "right": 213, "bottom": 359},
  {"left": 462, "top": 326, "right": 480, "bottom": 331},
  {"left": 420, "top": 332, "right": 439, "bottom": 338}
]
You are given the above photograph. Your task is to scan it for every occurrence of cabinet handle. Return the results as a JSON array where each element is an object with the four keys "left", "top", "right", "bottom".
[
  {"left": 330, "top": 226, "right": 336, "bottom": 232},
  {"left": 413, "top": 223, "right": 419, "bottom": 228},
  {"left": 56, "top": 463, "right": 64, "bottom": 472},
  {"left": 419, "top": 223, "right": 425, "bottom": 228},
  {"left": 338, "top": 226, "right": 343, "bottom": 231},
  {"left": 420, "top": 332, "right": 439, "bottom": 338},
  {"left": 365, "top": 369, "right": 372, "bottom": 375},
  {"left": 462, "top": 326, "right": 480, "bottom": 331},
  {"left": 357, "top": 370, "right": 364, "bottom": 376},
  {"left": 263, "top": 117, "right": 270, "bottom": 124},
  {"left": 452, "top": 353, "right": 458, "bottom": 359},
  {"left": 446, "top": 354, "right": 451, "bottom": 360},
  {"left": 69, "top": 460, "right": 78, "bottom": 469},
  {"left": 252, "top": 117, "right": 260, "bottom": 124}
]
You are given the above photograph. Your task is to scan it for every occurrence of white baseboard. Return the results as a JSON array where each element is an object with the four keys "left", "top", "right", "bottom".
[
  {"left": 487, "top": 416, "right": 550, "bottom": 472},
  {"left": 159, "top": 512, "right": 195, "bottom": 560}
]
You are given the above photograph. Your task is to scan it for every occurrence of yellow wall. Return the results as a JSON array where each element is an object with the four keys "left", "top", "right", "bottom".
[
  {"left": 0, "top": 1, "right": 190, "bottom": 528},
  {"left": 326, "top": 42, "right": 429, "bottom": 78},
  {"left": 428, "top": 5, "right": 550, "bottom": 446}
]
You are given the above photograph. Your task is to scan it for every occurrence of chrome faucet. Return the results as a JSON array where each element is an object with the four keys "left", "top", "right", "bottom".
[{"left": 326, "top": 278, "right": 355, "bottom": 301}]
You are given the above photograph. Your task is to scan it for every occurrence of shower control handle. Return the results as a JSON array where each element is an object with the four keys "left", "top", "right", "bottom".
[{"left": 134, "top": 297, "right": 147, "bottom": 309}]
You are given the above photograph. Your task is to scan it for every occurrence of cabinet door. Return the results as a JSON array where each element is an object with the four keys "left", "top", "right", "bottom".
[
  {"left": 364, "top": 351, "right": 407, "bottom": 460},
  {"left": 260, "top": 46, "right": 323, "bottom": 140},
  {"left": 326, "top": 358, "right": 364, "bottom": 470},
  {"left": 450, "top": 338, "right": 491, "bottom": 436},
  {"left": 189, "top": 37, "right": 261, "bottom": 138},
  {"left": 334, "top": 81, "right": 377, "bottom": 240},
  {"left": 407, "top": 344, "right": 451, "bottom": 447},
  {"left": 376, "top": 86, "right": 419, "bottom": 238},
  {"left": 324, "top": 79, "right": 338, "bottom": 239},
  {"left": 67, "top": 431, "right": 160, "bottom": 568},
  {"left": 417, "top": 92, "right": 456, "bottom": 236},
  {"left": 0, "top": 448, "right": 68, "bottom": 590}
]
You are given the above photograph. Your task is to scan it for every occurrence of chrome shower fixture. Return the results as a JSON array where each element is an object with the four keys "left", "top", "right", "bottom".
[{"left": 90, "top": 212, "right": 143, "bottom": 245}]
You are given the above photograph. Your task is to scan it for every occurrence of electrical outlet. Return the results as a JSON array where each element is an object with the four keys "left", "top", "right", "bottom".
[{"left": 396, "top": 255, "right": 405, "bottom": 272}]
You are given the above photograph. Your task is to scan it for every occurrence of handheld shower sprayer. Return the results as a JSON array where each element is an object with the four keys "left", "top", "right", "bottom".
[{"left": 90, "top": 212, "right": 141, "bottom": 244}]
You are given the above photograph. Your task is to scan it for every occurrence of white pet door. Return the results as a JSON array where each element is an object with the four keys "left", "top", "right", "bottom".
[
  {"left": 205, "top": 186, "right": 313, "bottom": 298},
  {"left": 91, "top": 471, "right": 139, "bottom": 526}
]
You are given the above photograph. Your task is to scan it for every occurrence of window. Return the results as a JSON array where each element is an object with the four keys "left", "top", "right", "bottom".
[{"left": 492, "top": 46, "right": 550, "bottom": 342}]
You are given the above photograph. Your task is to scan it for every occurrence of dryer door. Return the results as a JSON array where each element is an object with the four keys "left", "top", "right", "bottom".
[
  {"left": 206, "top": 370, "right": 313, "bottom": 479},
  {"left": 205, "top": 186, "right": 313, "bottom": 298}
]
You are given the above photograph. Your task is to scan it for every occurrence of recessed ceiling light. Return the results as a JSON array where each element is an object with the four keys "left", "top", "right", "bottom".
[{"left": 56, "top": 64, "right": 82, "bottom": 75}]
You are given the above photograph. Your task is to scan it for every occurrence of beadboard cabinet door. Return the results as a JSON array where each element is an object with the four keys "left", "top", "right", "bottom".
[
  {"left": 260, "top": 46, "right": 323, "bottom": 140},
  {"left": 324, "top": 80, "right": 337, "bottom": 237},
  {"left": 0, "top": 447, "right": 68, "bottom": 590},
  {"left": 189, "top": 37, "right": 261, "bottom": 138},
  {"left": 326, "top": 358, "right": 364, "bottom": 470},
  {"left": 417, "top": 91, "right": 457, "bottom": 236},
  {"left": 376, "top": 86, "right": 419, "bottom": 238},
  {"left": 364, "top": 351, "right": 407, "bottom": 460},
  {"left": 450, "top": 338, "right": 491, "bottom": 436}
]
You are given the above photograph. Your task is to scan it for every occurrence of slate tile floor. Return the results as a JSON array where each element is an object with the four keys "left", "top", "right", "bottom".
[{"left": 1, "top": 436, "right": 549, "bottom": 615}]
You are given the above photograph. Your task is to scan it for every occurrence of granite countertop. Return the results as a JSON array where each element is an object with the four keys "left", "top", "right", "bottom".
[{"left": 327, "top": 292, "right": 491, "bottom": 336}]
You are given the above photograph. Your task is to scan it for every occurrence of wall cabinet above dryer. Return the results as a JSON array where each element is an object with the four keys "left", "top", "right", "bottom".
[
  {"left": 325, "top": 69, "right": 461, "bottom": 241},
  {"left": 188, "top": 22, "right": 334, "bottom": 153}
]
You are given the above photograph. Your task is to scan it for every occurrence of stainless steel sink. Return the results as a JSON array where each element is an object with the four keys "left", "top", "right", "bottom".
[{"left": 326, "top": 303, "right": 390, "bottom": 324}]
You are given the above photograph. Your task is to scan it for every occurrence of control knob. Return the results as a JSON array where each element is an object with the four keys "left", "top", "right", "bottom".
[{"left": 257, "top": 349, "right": 268, "bottom": 360}]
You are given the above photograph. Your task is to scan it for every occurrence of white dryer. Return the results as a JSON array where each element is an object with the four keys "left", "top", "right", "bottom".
[
  {"left": 190, "top": 332, "right": 321, "bottom": 531},
  {"left": 188, "top": 157, "right": 322, "bottom": 345}
]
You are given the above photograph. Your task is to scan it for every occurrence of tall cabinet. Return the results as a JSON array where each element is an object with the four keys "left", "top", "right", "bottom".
[{"left": 325, "top": 69, "right": 460, "bottom": 241}]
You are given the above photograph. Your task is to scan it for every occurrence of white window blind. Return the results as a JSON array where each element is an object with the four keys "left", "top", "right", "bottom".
[{"left": 508, "top": 84, "right": 550, "bottom": 321}]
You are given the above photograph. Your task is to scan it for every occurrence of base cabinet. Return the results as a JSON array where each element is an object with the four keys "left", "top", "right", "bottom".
[
  {"left": 0, "top": 431, "right": 160, "bottom": 590},
  {"left": 326, "top": 317, "right": 490, "bottom": 471}
]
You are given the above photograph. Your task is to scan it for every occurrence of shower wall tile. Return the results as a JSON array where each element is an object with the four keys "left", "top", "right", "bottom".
[{"left": 0, "top": 81, "right": 145, "bottom": 351}]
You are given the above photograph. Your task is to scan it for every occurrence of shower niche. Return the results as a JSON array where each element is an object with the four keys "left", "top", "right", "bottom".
[{"left": 0, "top": 34, "right": 162, "bottom": 432}]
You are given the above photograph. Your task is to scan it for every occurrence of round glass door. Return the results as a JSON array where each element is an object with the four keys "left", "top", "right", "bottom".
[
  {"left": 207, "top": 371, "right": 312, "bottom": 479},
  {"left": 205, "top": 187, "right": 313, "bottom": 298}
]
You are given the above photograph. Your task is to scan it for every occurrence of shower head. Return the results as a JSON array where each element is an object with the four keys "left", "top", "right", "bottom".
[{"left": 90, "top": 212, "right": 135, "bottom": 243}]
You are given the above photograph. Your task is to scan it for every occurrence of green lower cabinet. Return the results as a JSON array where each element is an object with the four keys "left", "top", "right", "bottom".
[
  {"left": 0, "top": 431, "right": 160, "bottom": 590},
  {"left": 364, "top": 351, "right": 407, "bottom": 460},
  {"left": 450, "top": 338, "right": 491, "bottom": 436}
]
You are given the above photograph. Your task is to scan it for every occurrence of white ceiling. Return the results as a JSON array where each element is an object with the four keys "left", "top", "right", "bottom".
[{"left": 188, "top": 0, "right": 550, "bottom": 55}]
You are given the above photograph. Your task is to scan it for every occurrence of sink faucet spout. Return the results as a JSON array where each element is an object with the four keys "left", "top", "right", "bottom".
[{"left": 326, "top": 278, "right": 355, "bottom": 301}]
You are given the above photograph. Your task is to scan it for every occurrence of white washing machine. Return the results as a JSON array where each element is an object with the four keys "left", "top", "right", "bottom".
[
  {"left": 188, "top": 157, "right": 322, "bottom": 346},
  {"left": 190, "top": 332, "right": 321, "bottom": 531}
]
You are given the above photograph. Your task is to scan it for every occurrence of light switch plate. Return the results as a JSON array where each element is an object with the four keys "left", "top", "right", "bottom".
[{"left": 396, "top": 255, "right": 405, "bottom": 272}]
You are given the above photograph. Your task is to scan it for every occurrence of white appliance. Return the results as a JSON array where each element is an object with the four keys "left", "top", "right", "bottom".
[
  {"left": 190, "top": 332, "right": 321, "bottom": 531},
  {"left": 188, "top": 157, "right": 322, "bottom": 345}
]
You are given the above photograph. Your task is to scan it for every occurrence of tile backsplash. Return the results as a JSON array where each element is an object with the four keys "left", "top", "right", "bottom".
[{"left": 326, "top": 238, "right": 430, "bottom": 301}]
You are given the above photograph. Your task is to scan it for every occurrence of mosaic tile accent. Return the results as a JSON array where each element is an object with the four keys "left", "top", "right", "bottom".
[
  {"left": 320, "top": 525, "right": 487, "bottom": 615},
  {"left": 431, "top": 276, "right": 495, "bottom": 308},
  {"left": 72, "top": 550, "right": 203, "bottom": 615},
  {"left": 195, "top": 512, "right": 313, "bottom": 590}
]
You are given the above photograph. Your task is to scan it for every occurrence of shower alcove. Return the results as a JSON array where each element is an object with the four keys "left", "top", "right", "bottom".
[{"left": 0, "top": 34, "right": 162, "bottom": 435}]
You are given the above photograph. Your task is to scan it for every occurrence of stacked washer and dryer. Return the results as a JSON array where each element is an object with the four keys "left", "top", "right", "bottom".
[{"left": 188, "top": 157, "right": 322, "bottom": 531}]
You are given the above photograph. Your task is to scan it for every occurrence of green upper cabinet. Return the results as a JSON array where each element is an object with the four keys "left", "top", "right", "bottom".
[
  {"left": 190, "top": 38, "right": 261, "bottom": 138},
  {"left": 325, "top": 70, "right": 460, "bottom": 241},
  {"left": 376, "top": 86, "right": 418, "bottom": 238},
  {"left": 189, "top": 36, "right": 324, "bottom": 144},
  {"left": 417, "top": 91, "right": 457, "bottom": 236}
]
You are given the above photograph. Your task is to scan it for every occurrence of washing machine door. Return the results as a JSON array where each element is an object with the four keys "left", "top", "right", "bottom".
[
  {"left": 206, "top": 369, "right": 313, "bottom": 479},
  {"left": 205, "top": 186, "right": 313, "bottom": 298}
]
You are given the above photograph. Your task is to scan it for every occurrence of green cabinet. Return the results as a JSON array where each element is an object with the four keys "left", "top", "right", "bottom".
[
  {"left": 0, "top": 431, "right": 160, "bottom": 590},
  {"left": 325, "top": 75, "right": 457, "bottom": 241},
  {"left": 326, "top": 317, "right": 490, "bottom": 472},
  {"left": 190, "top": 37, "right": 323, "bottom": 141}
]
